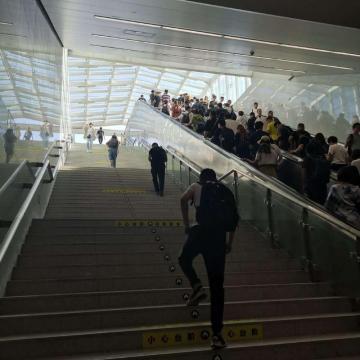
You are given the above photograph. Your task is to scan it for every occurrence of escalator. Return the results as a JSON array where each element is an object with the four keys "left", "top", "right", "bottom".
[{"left": 127, "top": 100, "right": 360, "bottom": 295}]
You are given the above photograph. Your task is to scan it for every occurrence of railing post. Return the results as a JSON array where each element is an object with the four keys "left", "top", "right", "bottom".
[
  {"left": 233, "top": 171, "right": 239, "bottom": 205},
  {"left": 188, "top": 167, "right": 191, "bottom": 187},
  {"left": 179, "top": 160, "right": 183, "bottom": 188},
  {"left": 265, "top": 189, "right": 276, "bottom": 248},
  {"left": 301, "top": 208, "right": 315, "bottom": 282}
]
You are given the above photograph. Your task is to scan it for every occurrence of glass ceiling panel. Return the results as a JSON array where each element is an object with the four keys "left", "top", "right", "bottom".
[{"left": 68, "top": 56, "right": 250, "bottom": 127}]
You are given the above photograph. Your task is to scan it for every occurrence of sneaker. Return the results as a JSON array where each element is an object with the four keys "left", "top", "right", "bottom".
[
  {"left": 159, "top": 191, "right": 164, "bottom": 197},
  {"left": 211, "top": 334, "right": 226, "bottom": 350},
  {"left": 186, "top": 286, "right": 207, "bottom": 306}
]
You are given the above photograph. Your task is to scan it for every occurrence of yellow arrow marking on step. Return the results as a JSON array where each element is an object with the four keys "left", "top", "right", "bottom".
[
  {"left": 143, "top": 324, "right": 263, "bottom": 349},
  {"left": 114, "top": 220, "right": 183, "bottom": 227},
  {"left": 103, "top": 188, "right": 147, "bottom": 194}
]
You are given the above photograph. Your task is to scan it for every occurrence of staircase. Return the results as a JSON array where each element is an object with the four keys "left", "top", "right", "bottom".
[{"left": 1, "top": 145, "right": 360, "bottom": 359}]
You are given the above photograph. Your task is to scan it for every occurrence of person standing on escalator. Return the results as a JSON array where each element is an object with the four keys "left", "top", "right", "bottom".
[{"left": 148, "top": 143, "right": 167, "bottom": 196}]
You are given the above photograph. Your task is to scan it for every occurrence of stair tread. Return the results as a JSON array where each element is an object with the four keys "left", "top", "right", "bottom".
[
  {"left": 1, "top": 282, "right": 329, "bottom": 301},
  {"left": 0, "top": 296, "right": 349, "bottom": 319},
  {"left": 1, "top": 313, "right": 359, "bottom": 342}
]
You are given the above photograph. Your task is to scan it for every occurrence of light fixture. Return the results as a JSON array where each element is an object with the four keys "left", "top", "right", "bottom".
[
  {"left": 90, "top": 43, "right": 306, "bottom": 75},
  {"left": 91, "top": 34, "right": 353, "bottom": 71},
  {"left": 225, "top": 35, "right": 360, "bottom": 58},
  {"left": 0, "top": 32, "right": 26, "bottom": 38},
  {"left": 162, "top": 26, "right": 222, "bottom": 38},
  {"left": 275, "top": 68, "right": 305, "bottom": 74},
  {"left": 0, "top": 21, "right": 13, "bottom": 26},
  {"left": 95, "top": 14, "right": 360, "bottom": 59},
  {"left": 224, "top": 35, "right": 274, "bottom": 46},
  {"left": 94, "top": 15, "right": 161, "bottom": 28}
]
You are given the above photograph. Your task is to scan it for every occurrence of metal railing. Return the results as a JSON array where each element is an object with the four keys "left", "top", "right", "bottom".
[
  {"left": 0, "top": 160, "right": 35, "bottom": 199},
  {"left": 129, "top": 102, "right": 360, "bottom": 297},
  {"left": 133, "top": 102, "right": 359, "bottom": 237},
  {"left": 0, "top": 140, "right": 69, "bottom": 296}
]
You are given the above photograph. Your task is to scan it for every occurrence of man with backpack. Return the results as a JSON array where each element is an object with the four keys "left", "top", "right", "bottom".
[
  {"left": 148, "top": 143, "right": 167, "bottom": 196},
  {"left": 304, "top": 140, "right": 331, "bottom": 205},
  {"left": 179, "top": 169, "right": 239, "bottom": 349}
]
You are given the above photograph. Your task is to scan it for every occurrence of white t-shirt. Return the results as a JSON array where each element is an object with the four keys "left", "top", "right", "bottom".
[
  {"left": 236, "top": 115, "right": 248, "bottom": 127},
  {"left": 225, "top": 119, "right": 238, "bottom": 134},
  {"left": 187, "top": 182, "right": 202, "bottom": 207},
  {"left": 255, "top": 150, "right": 279, "bottom": 166},
  {"left": 351, "top": 159, "right": 360, "bottom": 175},
  {"left": 328, "top": 144, "right": 348, "bottom": 164}
]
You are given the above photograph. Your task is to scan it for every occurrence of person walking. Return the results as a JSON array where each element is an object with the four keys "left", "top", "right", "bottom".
[
  {"left": 106, "top": 134, "right": 119, "bottom": 168},
  {"left": 85, "top": 123, "right": 96, "bottom": 152},
  {"left": 179, "top": 169, "right": 239, "bottom": 350},
  {"left": 23, "top": 127, "right": 33, "bottom": 141},
  {"left": 148, "top": 143, "right": 167, "bottom": 196},
  {"left": 346, "top": 123, "right": 360, "bottom": 158},
  {"left": 40, "top": 121, "right": 50, "bottom": 149},
  {"left": 3, "top": 128, "right": 17, "bottom": 164},
  {"left": 97, "top": 127, "right": 105, "bottom": 144}
]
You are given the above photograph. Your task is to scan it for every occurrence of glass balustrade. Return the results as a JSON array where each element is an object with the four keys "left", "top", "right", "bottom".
[{"left": 128, "top": 100, "right": 360, "bottom": 298}]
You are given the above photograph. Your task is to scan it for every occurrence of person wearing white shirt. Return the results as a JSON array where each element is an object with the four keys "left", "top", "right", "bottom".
[
  {"left": 255, "top": 109, "right": 267, "bottom": 130},
  {"left": 236, "top": 111, "right": 248, "bottom": 128},
  {"left": 85, "top": 123, "right": 96, "bottom": 152},
  {"left": 327, "top": 136, "right": 349, "bottom": 171},
  {"left": 252, "top": 102, "right": 259, "bottom": 114},
  {"left": 226, "top": 111, "right": 248, "bottom": 134}
]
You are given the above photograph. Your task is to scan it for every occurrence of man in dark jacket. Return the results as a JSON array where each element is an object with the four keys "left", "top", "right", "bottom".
[
  {"left": 249, "top": 121, "right": 268, "bottom": 157},
  {"left": 148, "top": 143, "right": 167, "bottom": 196},
  {"left": 211, "top": 120, "right": 234, "bottom": 153}
]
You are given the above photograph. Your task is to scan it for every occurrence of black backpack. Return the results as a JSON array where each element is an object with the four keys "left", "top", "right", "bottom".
[
  {"left": 220, "top": 128, "right": 235, "bottom": 150},
  {"left": 181, "top": 112, "right": 190, "bottom": 124},
  {"left": 313, "top": 157, "right": 330, "bottom": 184},
  {"left": 196, "top": 182, "right": 239, "bottom": 232}
]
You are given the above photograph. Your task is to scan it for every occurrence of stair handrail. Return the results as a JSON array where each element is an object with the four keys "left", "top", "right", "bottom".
[
  {"left": 0, "top": 160, "right": 52, "bottom": 295},
  {"left": 0, "top": 139, "right": 69, "bottom": 296},
  {"left": 0, "top": 160, "right": 35, "bottom": 200},
  {"left": 0, "top": 160, "right": 51, "bottom": 260},
  {"left": 130, "top": 102, "right": 360, "bottom": 240}
]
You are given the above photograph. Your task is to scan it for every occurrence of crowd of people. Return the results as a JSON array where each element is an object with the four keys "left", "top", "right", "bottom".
[{"left": 140, "top": 90, "right": 360, "bottom": 229}]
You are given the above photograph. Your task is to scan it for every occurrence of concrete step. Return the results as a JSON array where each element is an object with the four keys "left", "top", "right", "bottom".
[
  {"left": 1, "top": 317, "right": 359, "bottom": 359},
  {"left": 27, "top": 226, "right": 186, "bottom": 235},
  {"left": 43, "top": 333, "right": 360, "bottom": 360},
  {"left": 21, "top": 241, "right": 267, "bottom": 255},
  {"left": 12, "top": 259, "right": 301, "bottom": 280},
  {"left": 17, "top": 249, "right": 289, "bottom": 265},
  {"left": 20, "top": 238, "right": 279, "bottom": 253},
  {"left": 24, "top": 232, "right": 186, "bottom": 243},
  {"left": 0, "top": 297, "right": 351, "bottom": 337},
  {"left": 0, "top": 283, "right": 332, "bottom": 315},
  {"left": 6, "top": 271, "right": 310, "bottom": 296},
  {"left": 29, "top": 219, "right": 253, "bottom": 228}
]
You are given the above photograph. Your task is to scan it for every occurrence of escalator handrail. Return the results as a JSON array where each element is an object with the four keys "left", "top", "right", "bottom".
[{"left": 132, "top": 102, "right": 360, "bottom": 240}]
